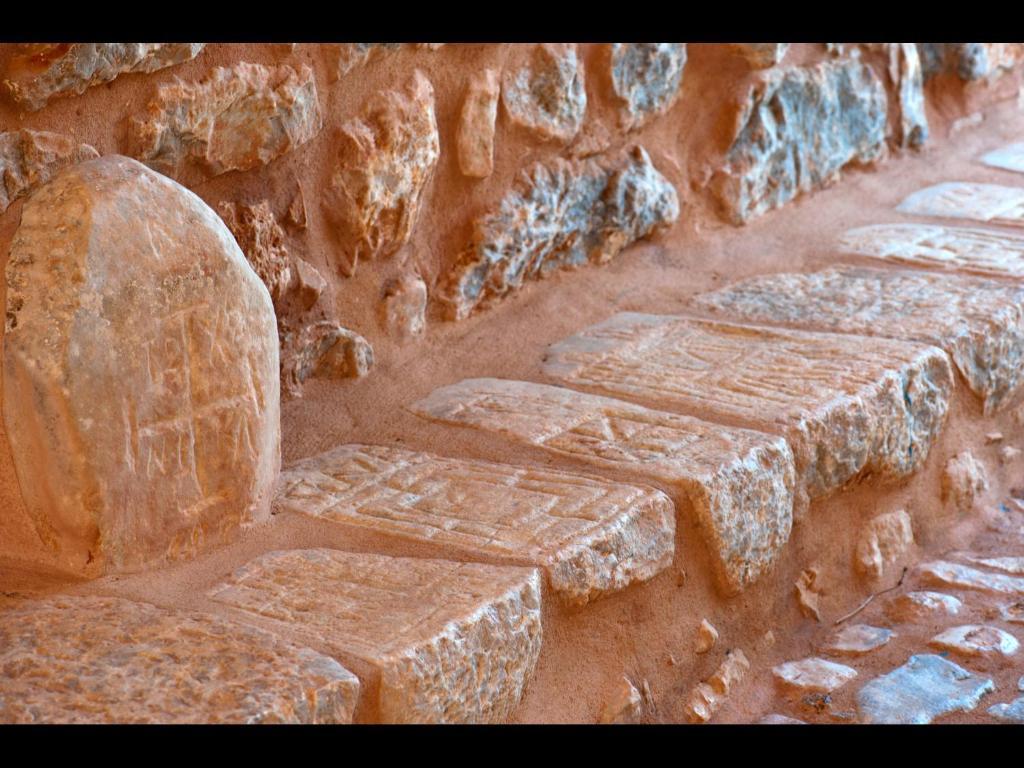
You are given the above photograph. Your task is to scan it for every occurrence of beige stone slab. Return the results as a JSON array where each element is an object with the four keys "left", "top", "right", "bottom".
[
  {"left": 542, "top": 313, "right": 952, "bottom": 508},
  {"left": 208, "top": 548, "right": 542, "bottom": 724},
  {"left": 275, "top": 444, "right": 675, "bottom": 606},
  {"left": 885, "top": 591, "right": 963, "bottom": 622},
  {"left": 920, "top": 560, "right": 1024, "bottom": 595},
  {"left": 895, "top": 182, "right": 1024, "bottom": 226},
  {"left": 929, "top": 625, "right": 1020, "bottom": 658},
  {"left": 0, "top": 595, "right": 358, "bottom": 724},
  {"left": 773, "top": 657, "right": 858, "bottom": 695},
  {"left": 981, "top": 143, "right": 1024, "bottom": 174},
  {"left": 412, "top": 378, "right": 795, "bottom": 595},
  {"left": 692, "top": 267, "right": 1024, "bottom": 414},
  {"left": 839, "top": 223, "right": 1024, "bottom": 279}
]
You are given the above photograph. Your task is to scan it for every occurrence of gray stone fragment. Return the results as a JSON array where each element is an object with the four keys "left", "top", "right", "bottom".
[
  {"left": 609, "top": 44, "right": 687, "bottom": 130},
  {"left": 989, "top": 697, "right": 1024, "bottom": 723},
  {"left": 917, "top": 43, "right": 1024, "bottom": 82},
  {"left": 281, "top": 321, "right": 373, "bottom": 399},
  {"left": 502, "top": 44, "right": 587, "bottom": 142},
  {"left": 825, "top": 624, "right": 894, "bottom": 656},
  {"left": 889, "top": 43, "right": 928, "bottom": 148},
  {"left": 715, "top": 59, "right": 887, "bottom": 225},
  {"left": 857, "top": 654, "right": 994, "bottom": 724}
]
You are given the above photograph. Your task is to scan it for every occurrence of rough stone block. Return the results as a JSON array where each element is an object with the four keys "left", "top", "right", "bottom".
[
  {"left": 411, "top": 377, "right": 795, "bottom": 594},
  {"left": 773, "top": 657, "right": 858, "bottom": 694},
  {"left": 608, "top": 44, "right": 687, "bottom": 130},
  {"left": 502, "top": 44, "right": 586, "bottom": 142},
  {"left": 0, "top": 129, "right": 98, "bottom": 213},
  {"left": 929, "top": 625, "right": 1019, "bottom": 659},
  {"left": 896, "top": 182, "right": 1024, "bottom": 227},
  {"left": 942, "top": 452, "right": 989, "bottom": 515},
  {"left": 457, "top": 69, "right": 499, "bottom": 178},
  {"left": 0, "top": 595, "right": 358, "bottom": 724},
  {"left": 209, "top": 548, "right": 542, "bottom": 724},
  {"left": 854, "top": 508, "right": 915, "bottom": 580},
  {"left": 2, "top": 156, "right": 280, "bottom": 575},
  {"left": 920, "top": 560, "right": 1024, "bottom": 595},
  {"left": 542, "top": 313, "right": 952, "bottom": 510},
  {"left": 729, "top": 44, "right": 790, "bottom": 69},
  {"left": 280, "top": 322, "right": 373, "bottom": 400},
  {"left": 886, "top": 591, "right": 962, "bottom": 622},
  {"left": 825, "top": 624, "right": 894, "bottom": 656}
]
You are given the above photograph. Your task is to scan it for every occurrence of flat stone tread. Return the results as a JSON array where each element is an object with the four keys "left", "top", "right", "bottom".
[
  {"left": 981, "top": 142, "right": 1024, "bottom": 174},
  {"left": 895, "top": 181, "right": 1024, "bottom": 226},
  {"left": 839, "top": 222, "right": 1024, "bottom": 279},
  {"left": 920, "top": 560, "right": 1024, "bottom": 595},
  {"left": 0, "top": 595, "right": 359, "bottom": 724},
  {"left": 274, "top": 443, "right": 675, "bottom": 604},
  {"left": 208, "top": 548, "right": 542, "bottom": 724}
]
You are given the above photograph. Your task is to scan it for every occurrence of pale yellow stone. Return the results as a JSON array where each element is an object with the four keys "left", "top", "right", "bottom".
[
  {"left": 457, "top": 69, "right": 499, "bottom": 178},
  {"left": 942, "top": 452, "right": 989, "bottom": 515},
  {"left": 796, "top": 568, "right": 823, "bottom": 621},
  {"left": 684, "top": 649, "right": 750, "bottom": 723},
  {"left": 855, "top": 509, "right": 915, "bottom": 580},
  {"left": 600, "top": 677, "right": 642, "bottom": 724},
  {"left": 696, "top": 619, "right": 719, "bottom": 654}
]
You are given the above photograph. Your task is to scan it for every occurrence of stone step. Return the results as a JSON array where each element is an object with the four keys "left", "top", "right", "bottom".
[
  {"left": 208, "top": 548, "right": 542, "bottom": 724},
  {"left": 981, "top": 142, "right": 1024, "bottom": 174},
  {"left": 895, "top": 181, "right": 1024, "bottom": 227},
  {"left": 274, "top": 443, "right": 675, "bottom": 606},
  {"left": 0, "top": 595, "right": 359, "bottom": 724},
  {"left": 839, "top": 222, "right": 1024, "bottom": 280},
  {"left": 411, "top": 378, "right": 795, "bottom": 594},
  {"left": 691, "top": 266, "right": 1024, "bottom": 414},
  {"left": 541, "top": 313, "right": 953, "bottom": 510}
]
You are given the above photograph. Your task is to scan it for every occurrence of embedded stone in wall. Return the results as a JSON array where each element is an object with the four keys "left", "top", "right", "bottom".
[
  {"left": 889, "top": 43, "right": 929, "bottom": 148},
  {"left": 382, "top": 273, "right": 427, "bottom": 338},
  {"left": 857, "top": 654, "right": 995, "bottom": 724},
  {"left": 692, "top": 267, "right": 1024, "bottom": 415},
  {"left": 281, "top": 321, "right": 373, "bottom": 400},
  {"left": 446, "top": 146, "right": 679, "bottom": 320},
  {"left": 329, "top": 43, "right": 445, "bottom": 80},
  {"left": 730, "top": 44, "right": 790, "bottom": 69},
  {"left": 715, "top": 59, "right": 887, "bottom": 224},
  {"left": 542, "top": 314, "right": 953, "bottom": 511},
  {"left": 600, "top": 678, "right": 643, "bottom": 724},
  {"left": 854, "top": 509, "right": 915, "bottom": 580},
  {"left": 3, "top": 43, "right": 205, "bottom": 111},
  {"left": 608, "top": 43, "right": 687, "bottom": 130},
  {"left": 0, "top": 595, "right": 358, "bottom": 724},
  {"left": 942, "top": 452, "right": 989, "bottom": 515},
  {"left": 291, "top": 258, "right": 326, "bottom": 311},
  {"left": 209, "top": 548, "right": 542, "bottom": 724},
  {"left": 896, "top": 182, "right": 1024, "bottom": 227},
  {"left": 323, "top": 71, "right": 439, "bottom": 277},
  {"left": 920, "top": 560, "right": 1024, "bottom": 596},
  {"left": 274, "top": 443, "right": 674, "bottom": 606},
  {"left": 839, "top": 223, "right": 1024, "bottom": 279},
  {"left": 131, "top": 63, "right": 322, "bottom": 178},
  {"left": 885, "top": 591, "right": 962, "bottom": 622},
  {"left": 981, "top": 143, "right": 1024, "bottom": 174},
  {"left": 411, "top": 377, "right": 796, "bottom": 595},
  {"left": 2, "top": 156, "right": 280, "bottom": 574},
  {"left": 918, "top": 43, "right": 1024, "bottom": 81},
  {"left": 929, "top": 625, "right": 1020, "bottom": 659},
  {"left": 218, "top": 200, "right": 292, "bottom": 304},
  {"left": 457, "top": 69, "right": 500, "bottom": 178},
  {"left": 0, "top": 129, "right": 98, "bottom": 213},
  {"left": 502, "top": 43, "right": 587, "bottom": 142},
  {"left": 964, "top": 555, "right": 1024, "bottom": 575}
]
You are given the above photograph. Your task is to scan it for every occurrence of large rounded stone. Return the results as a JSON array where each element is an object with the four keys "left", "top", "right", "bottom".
[{"left": 3, "top": 155, "right": 280, "bottom": 575}]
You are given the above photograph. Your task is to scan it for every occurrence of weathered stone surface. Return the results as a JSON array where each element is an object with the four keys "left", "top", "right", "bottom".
[
  {"left": 287, "top": 184, "right": 307, "bottom": 229},
  {"left": 275, "top": 443, "right": 674, "bottom": 606},
  {"left": 796, "top": 568, "right": 823, "bottom": 621},
  {"left": 1001, "top": 601, "right": 1024, "bottom": 624},
  {"left": 854, "top": 509, "right": 915, "bottom": 580},
  {"left": 600, "top": 677, "right": 642, "bottom": 724},
  {"left": 502, "top": 44, "right": 586, "bottom": 142},
  {"left": 942, "top": 452, "right": 989, "bottom": 515},
  {"left": 890, "top": 43, "right": 929, "bottom": 148},
  {"left": 696, "top": 619, "right": 719, "bottom": 654},
  {"left": 0, "top": 595, "right": 357, "bottom": 724},
  {"left": 825, "top": 624, "right": 894, "bottom": 656},
  {"left": 989, "top": 697, "right": 1024, "bottom": 723},
  {"left": 280, "top": 321, "right": 373, "bottom": 400},
  {"left": 218, "top": 200, "right": 292, "bottom": 304},
  {"left": 857, "top": 654, "right": 995, "bottom": 724},
  {"left": 382, "top": 272, "right": 427, "bottom": 338},
  {"left": 323, "top": 72, "right": 439, "bottom": 277},
  {"left": 291, "top": 258, "right": 326, "bottom": 311},
  {"left": 209, "top": 548, "right": 542, "bottom": 724},
  {"left": 328, "top": 43, "right": 445, "bottom": 81},
  {"left": 411, "top": 378, "right": 795, "bottom": 595},
  {"left": 920, "top": 560, "right": 1024, "bottom": 596},
  {"left": 2, "top": 156, "right": 280, "bottom": 574},
  {"left": 981, "top": 142, "right": 1024, "bottom": 174},
  {"left": 918, "top": 43, "right": 1024, "bottom": 81},
  {"left": 759, "top": 713, "right": 806, "bottom": 724},
  {"left": 0, "top": 129, "right": 99, "bottom": 213},
  {"left": 773, "top": 658, "right": 858, "bottom": 695},
  {"left": 684, "top": 649, "right": 750, "bottom": 723},
  {"left": 694, "top": 267, "right": 1024, "bottom": 415},
  {"left": 896, "top": 182, "right": 1024, "bottom": 228},
  {"left": 886, "top": 591, "right": 962, "bottom": 622},
  {"left": 839, "top": 223, "right": 1024, "bottom": 280},
  {"left": 457, "top": 69, "right": 499, "bottom": 178},
  {"left": 542, "top": 313, "right": 953, "bottom": 510},
  {"left": 445, "top": 147, "right": 679, "bottom": 320},
  {"left": 965, "top": 555, "right": 1024, "bottom": 575},
  {"left": 3, "top": 43, "right": 204, "bottom": 111},
  {"left": 131, "top": 62, "right": 322, "bottom": 178},
  {"left": 608, "top": 44, "right": 687, "bottom": 130},
  {"left": 714, "top": 59, "right": 887, "bottom": 224},
  {"left": 930, "top": 625, "right": 1019, "bottom": 659},
  {"left": 730, "top": 44, "right": 790, "bottom": 68}
]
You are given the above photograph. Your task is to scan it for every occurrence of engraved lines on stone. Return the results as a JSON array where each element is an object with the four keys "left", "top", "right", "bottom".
[{"left": 840, "top": 224, "right": 1024, "bottom": 275}]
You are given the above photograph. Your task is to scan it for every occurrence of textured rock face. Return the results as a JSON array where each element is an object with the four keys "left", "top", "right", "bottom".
[
  {"left": 685, "top": 649, "right": 750, "bottom": 723},
  {"left": 693, "top": 267, "right": 1024, "bottom": 415},
  {"left": 886, "top": 591, "right": 962, "bottom": 622},
  {"left": 329, "top": 43, "right": 445, "bottom": 80},
  {"left": 457, "top": 69, "right": 500, "bottom": 178},
  {"left": 730, "top": 44, "right": 790, "bottom": 68},
  {"left": 918, "top": 43, "right": 1024, "bottom": 81},
  {"left": 412, "top": 378, "right": 796, "bottom": 595},
  {"left": 0, "top": 596, "right": 358, "bottom": 724},
  {"left": 989, "top": 697, "right": 1024, "bottom": 723},
  {"left": 929, "top": 625, "right": 1020, "bottom": 659},
  {"left": 3, "top": 43, "right": 204, "bottom": 111},
  {"left": 857, "top": 654, "right": 995, "bottom": 724},
  {"left": 0, "top": 129, "right": 98, "bottom": 213},
  {"left": 965, "top": 555, "right": 1024, "bottom": 575},
  {"left": 446, "top": 147, "right": 679, "bottom": 320},
  {"left": 2, "top": 156, "right": 280, "bottom": 574},
  {"left": 608, "top": 44, "right": 687, "bottom": 130},
  {"left": 889, "top": 43, "right": 929, "bottom": 148},
  {"left": 920, "top": 561, "right": 1024, "bottom": 596},
  {"left": 600, "top": 677, "right": 643, "bottom": 724},
  {"left": 502, "top": 44, "right": 586, "bottom": 142},
  {"left": 218, "top": 200, "right": 292, "bottom": 303},
  {"left": 981, "top": 142, "right": 1024, "bottom": 174},
  {"left": 839, "top": 223, "right": 1024, "bottom": 279},
  {"left": 209, "top": 549, "right": 542, "bottom": 724},
  {"left": 825, "top": 624, "right": 893, "bottom": 656},
  {"left": 942, "top": 452, "right": 989, "bottom": 515},
  {"left": 275, "top": 444, "right": 674, "bottom": 606},
  {"left": 323, "top": 72, "right": 439, "bottom": 276},
  {"left": 131, "top": 63, "right": 322, "bottom": 178},
  {"left": 280, "top": 321, "right": 374, "bottom": 400},
  {"left": 773, "top": 658, "right": 858, "bottom": 694},
  {"left": 543, "top": 314, "right": 953, "bottom": 511},
  {"left": 715, "top": 59, "right": 887, "bottom": 224},
  {"left": 854, "top": 509, "right": 915, "bottom": 580},
  {"left": 896, "top": 182, "right": 1024, "bottom": 227},
  {"left": 381, "top": 273, "right": 427, "bottom": 338}
]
